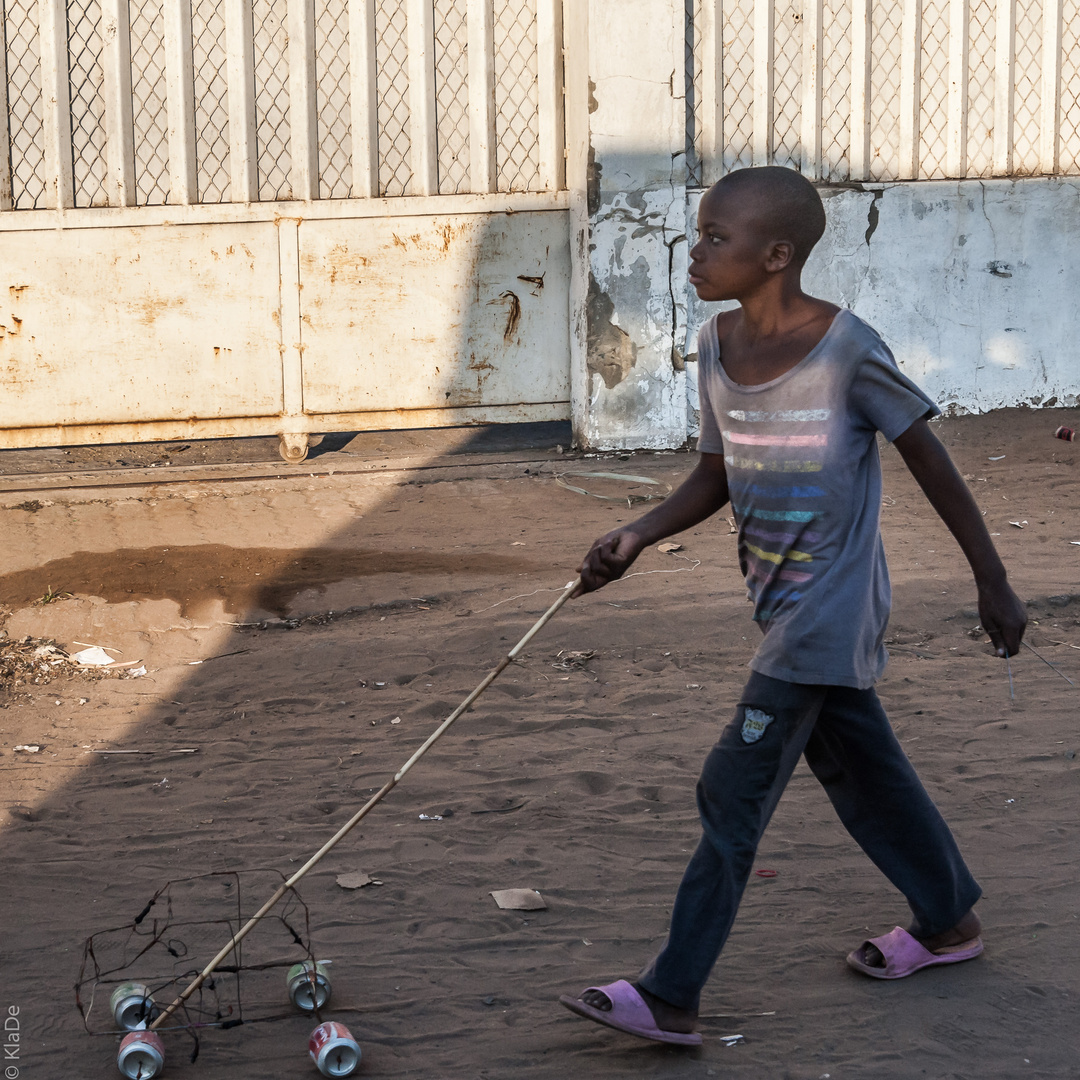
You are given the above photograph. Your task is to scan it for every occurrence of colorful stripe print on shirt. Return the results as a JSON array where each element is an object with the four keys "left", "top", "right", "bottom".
[{"left": 723, "top": 409, "right": 831, "bottom": 623}]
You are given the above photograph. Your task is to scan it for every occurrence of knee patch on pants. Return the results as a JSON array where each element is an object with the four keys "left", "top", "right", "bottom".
[{"left": 738, "top": 706, "right": 776, "bottom": 744}]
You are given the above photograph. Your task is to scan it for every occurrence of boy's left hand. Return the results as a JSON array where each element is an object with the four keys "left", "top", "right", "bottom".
[{"left": 976, "top": 577, "right": 1026, "bottom": 657}]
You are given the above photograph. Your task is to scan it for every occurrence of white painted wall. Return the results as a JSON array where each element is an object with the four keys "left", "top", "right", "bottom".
[
  {"left": 583, "top": 145, "right": 1080, "bottom": 448},
  {"left": 680, "top": 177, "right": 1080, "bottom": 440}
]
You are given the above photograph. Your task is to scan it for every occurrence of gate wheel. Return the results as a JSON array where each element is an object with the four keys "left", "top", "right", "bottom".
[{"left": 279, "top": 433, "right": 310, "bottom": 463}]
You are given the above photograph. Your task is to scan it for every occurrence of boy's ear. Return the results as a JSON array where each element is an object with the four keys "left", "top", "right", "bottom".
[{"left": 764, "top": 240, "right": 796, "bottom": 273}]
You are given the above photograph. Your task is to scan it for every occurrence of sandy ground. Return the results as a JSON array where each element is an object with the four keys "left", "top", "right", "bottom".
[{"left": 0, "top": 409, "right": 1078, "bottom": 1080}]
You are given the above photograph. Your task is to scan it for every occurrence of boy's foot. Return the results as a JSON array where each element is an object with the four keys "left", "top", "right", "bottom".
[
  {"left": 581, "top": 982, "right": 698, "bottom": 1033},
  {"left": 848, "top": 909, "right": 983, "bottom": 979},
  {"left": 559, "top": 980, "right": 701, "bottom": 1045}
]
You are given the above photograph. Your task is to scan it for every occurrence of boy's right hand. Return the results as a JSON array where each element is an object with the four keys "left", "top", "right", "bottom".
[{"left": 573, "top": 528, "right": 646, "bottom": 597}]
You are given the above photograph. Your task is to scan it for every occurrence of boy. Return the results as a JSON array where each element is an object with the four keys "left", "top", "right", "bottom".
[{"left": 559, "top": 166, "right": 1026, "bottom": 1046}]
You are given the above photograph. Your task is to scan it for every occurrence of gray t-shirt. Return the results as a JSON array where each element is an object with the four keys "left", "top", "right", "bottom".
[{"left": 696, "top": 309, "right": 939, "bottom": 688}]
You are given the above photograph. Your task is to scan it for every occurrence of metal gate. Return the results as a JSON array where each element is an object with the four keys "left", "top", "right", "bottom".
[{"left": 0, "top": 0, "right": 569, "bottom": 460}]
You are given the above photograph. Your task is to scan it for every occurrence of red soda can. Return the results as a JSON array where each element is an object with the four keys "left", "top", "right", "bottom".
[
  {"left": 116, "top": 1029, "right": 165, "bottom": 1078},
  {"left": 308, "top": 1021, "right": 361, "bottom": 1076},
  {"left": 1055, "top": 425, "right": 1075, "bottom": 442}
]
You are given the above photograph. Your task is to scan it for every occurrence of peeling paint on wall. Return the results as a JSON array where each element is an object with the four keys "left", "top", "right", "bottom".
[{"left": 586, "top": 275, "right": 636, "bottom": 388}]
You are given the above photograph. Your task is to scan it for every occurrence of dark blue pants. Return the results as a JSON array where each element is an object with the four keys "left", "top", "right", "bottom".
[{"left": 637, "top": 672, "right": 982, "bottom": 1012}]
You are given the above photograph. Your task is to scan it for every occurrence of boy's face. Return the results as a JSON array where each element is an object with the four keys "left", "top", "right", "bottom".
[{"left": 688, "top": 186, "right": 775, "bottom": 302}]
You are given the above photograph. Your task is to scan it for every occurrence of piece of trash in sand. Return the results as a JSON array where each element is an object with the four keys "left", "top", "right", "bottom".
[
  {"left": 336, "top": 871, "right": 376, "bottom": 890},
  {"left": 33, "top": 644, "right": 67, "bottom": 665},
  {"left": 391, "top": 716, "right": 402, "bottom": 724},
  {"left": 127, "top": 665, "right": 147, "bottom": 678},
  {"left": 152, "top": 777, "right": 169, "bottom": 790},
  {"left": 720, "top": 1034, "right": 744, "bottom": 1046},
  {"left": 581, "top": 938, "right": 592, "bottom": 946},
  {"left": 72, "top": 646, "right": 116, "bottom": 666},
  {"left": 657, "top": 542, "right": 683, "bottom": 553},
  {"left": 1009, "top": 521, "right": 1027, "bottom": 529},
  {"left": 686, "top": 683, "right": 702, "bottom": 689},
  {"left": 187, "top": 649, "right": 252, "bottom": 666},
  {"left": 490, "top": 889, "right": 546, "bottom": 911},
  {"left": 13, "top": 744, "right": 42, "bottom": 753},
  {"left": 988, "top": 455, "right": 1006, "bottom": 461},
  {"left": 554, "top": 470, "right": 672, "bottom": 508},
  {"left": 418, "top": 813, "right": 442, "bottom": 821},
  {"left": 87, "top": 747, "right": 198, "bottom": 755},
  {"left": 512, "top": 541, "right": 526, "bottom": 546},
  {"left": 553, "top": 650, "right": 595, "bottom": 671},
  {"left": 1070, "top": 541, "right": 1080, "bottom": 546}
]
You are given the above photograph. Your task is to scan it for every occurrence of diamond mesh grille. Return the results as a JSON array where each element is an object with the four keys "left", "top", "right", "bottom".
[
  {"left": 685, "top": 0, "right": 702, "bottom": 185},
  {"left": 68, "top": 0, "right": 109, "bottom": 205},
  {"left": 376, "top": 0, "right": 411, "bottom": 196},
  {"left": 868, "top": 0, "right": 902, "bottom": 178},
  {"left": 252, "top": 0, "right": 291, "bottom": 199},
  {"left": 316, "top": 0, "right": 352, "bottom": 198},
  {"left": 771, "top": 0, "right": 801, "bottom": 170},
  {"left": 695, "top": 0, "right": 1080, "bottom": 182},
  {"left": 192, "top": 0, "right": 230, "bottom": 201},
  {"left": 435, "top": 0, "right": 469, "bottom": 193},
  {"left": 820, "top": 0, "right": 852, "bottom": 180},
  {"left": 1011, "top": 0, "right": 1041, "bottom": 174},
  {"left": 722, "top": 0, "right": 755, "bottom": 171},
  {"left": 1061, "top": 0, "right": 1080, "bottom": 173},
  {"left": 130, "top": 0, "right": 170, "bottom": 203},
  {"left": 966, "top": 0, "right": 995, "bottom": 175},
  {"left": 918, "top": 0, "right": 950, "bottom": 178},
  {"left": 493, "top": 0, "right": 539, "bottom": 192},
  {"left": 5, "top": 0, "right": 46, "bottom": 208}
]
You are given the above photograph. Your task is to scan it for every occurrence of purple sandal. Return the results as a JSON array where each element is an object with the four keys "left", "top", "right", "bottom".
[
  {"left": 847, "top": 926, "right": 984, "bottom": 979},
  {"left": 559, "top": 979, "right": 703, "bottom": 1046}
]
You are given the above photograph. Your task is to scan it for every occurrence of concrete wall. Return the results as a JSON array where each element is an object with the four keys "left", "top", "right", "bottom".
[
  {"left": 578, "top": 0, "right": 690, "bottom": 450},
  {"left": 578, "top": 0, "right": 1080, "bottom": 449}
]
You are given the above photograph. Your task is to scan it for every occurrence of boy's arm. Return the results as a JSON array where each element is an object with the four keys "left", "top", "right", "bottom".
[
  {"left": 573, "top": 452, "right": 730, "bottom": 596},
  {"left": 892, "top": 418, "right": 1026, "bottom": 656}
]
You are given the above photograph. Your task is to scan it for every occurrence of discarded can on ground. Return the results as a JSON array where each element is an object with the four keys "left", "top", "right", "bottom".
[
  {"left": 110, "top": 982, "right": 158, "bottom": 1031},
  {"left": 287, "top": 960, "right": 332, "bottom": 1012},
  {"left": 309, "top": 1021, "right": 361, "bottom": 1077},
  {"left": 116, "top": 1029, "right": 165, "bottom": 1079},
  {"left": 1055, "top": 425, "right": 1075, "bottom": 442}
]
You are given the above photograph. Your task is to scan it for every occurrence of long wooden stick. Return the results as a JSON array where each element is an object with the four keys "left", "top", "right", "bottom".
[{"left": 151, "top": 577, "right": 580, "bottom": 1030}]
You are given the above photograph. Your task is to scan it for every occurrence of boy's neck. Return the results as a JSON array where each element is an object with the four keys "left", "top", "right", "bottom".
[
  {"left": 718, "top": 277, "right": 841, "bottom": 386},
  {"left": 734, "top": 275, "right": 821, "bottom": 340}
]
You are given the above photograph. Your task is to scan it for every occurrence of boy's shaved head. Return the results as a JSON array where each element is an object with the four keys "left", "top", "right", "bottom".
[{"left": 709, "top": 166, "right": 827, "bottom": 265}]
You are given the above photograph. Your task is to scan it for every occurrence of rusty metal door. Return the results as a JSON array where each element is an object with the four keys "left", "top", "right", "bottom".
[{"left": 0, "top": 0, "right": 569, "bottom": 460}]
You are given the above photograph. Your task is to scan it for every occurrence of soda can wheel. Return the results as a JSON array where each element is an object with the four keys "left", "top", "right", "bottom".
[
  {"left": 110, "top": 982, "right": 158, "bottom": 1031},
  {"left": 287, "top": 961, "right": 333, "bottom": 1012},
  {"left": 309, "top": 1021, "right": 361, "bottom": 1077},
  {"left": 116, "top": 1029, "right": 165, "bottom": 1079}
]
